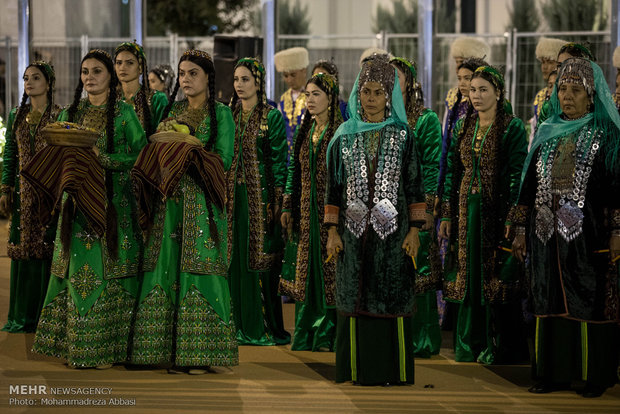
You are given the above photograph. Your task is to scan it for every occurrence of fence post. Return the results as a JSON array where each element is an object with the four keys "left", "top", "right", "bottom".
[
  {"left": 4, "top": 36, "right": 12, "bottom": 118},
  {"left": 418, "top": 0, "right": 433, "bottom": 108},
  {"left": 379, "top": 30, "right": 388, "bottom": 50},
  {"left": 169, "top": 33, "right": 177, "bottom": 70},
  {"left": 17, "top": 0, "right": 30, "bottom": 105},
  {"left": 262, "top": 0, "right": 276, "bottom": 102},
  {"left": 504, "top": 30, "right": 512, "bottom": 104},
  {"left": 80, "top": 34, "right": 89, "bottom": 59},
  {"left": 510, "top": 29, "right": 517, "bottom": 111}
]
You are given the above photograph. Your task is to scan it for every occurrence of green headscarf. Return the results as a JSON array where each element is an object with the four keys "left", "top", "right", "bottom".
[
  {"left": 522, "top": 58, "right": 620, "bottom": 187},
  {"left": 328, "top": 54, "right": 408, "bottom": 184}
]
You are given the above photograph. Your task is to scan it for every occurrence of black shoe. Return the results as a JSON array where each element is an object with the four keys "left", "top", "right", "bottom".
[
  {"left": 528, "top": 382, "right": 570, "bottom": 394},
  {"left": 582, "top": 384, "right": 605, "bottom": 398}
]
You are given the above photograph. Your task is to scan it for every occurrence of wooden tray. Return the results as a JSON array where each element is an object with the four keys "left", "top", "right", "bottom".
[
  {"left": 42, "top": 126, "right": 99, "bottom": 147},
  {"left": 149, "top": 131, "right": 202, "bottom": 146}
]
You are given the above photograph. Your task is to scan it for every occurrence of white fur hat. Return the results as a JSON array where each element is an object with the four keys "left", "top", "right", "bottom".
[
  {"left": 535, "top": 37, "right": 567, "bottom": 61},
  {"left": 274, "top": 47, "right": 309, "bottom": 72},
  {"left": 613, "top": 46, "right": 620, "bottom": 69},
  {"left": 450, "top": 37, "right": 490, "bottom": 60},
  {"left": 359, "top": 47, "right": 391, "bottom": 66}
]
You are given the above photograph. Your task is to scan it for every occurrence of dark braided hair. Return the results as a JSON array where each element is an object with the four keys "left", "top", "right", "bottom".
[
  {"left": 290, "top": 73, "right": 340, "bottom": 231},
  {"left": 114, "top": 42, "right": 153, "bottom": 136},
  {"left": 448, "top": 66, "right": 509, "bottom": 239},
  {"left": 312, "top": 59, "right": 339, "bottom": 81},
  {"left": 14, "top": 61, "right": 56, "bottom": 133},
  {"left": 65, "top": 49, "right": 120, "bottom": 258},
  {"left": 164, "top": 50, "right": 218, "bottom": 152},
  {"left": 166, "top": 50, "right": 221, "bottom": 242}
]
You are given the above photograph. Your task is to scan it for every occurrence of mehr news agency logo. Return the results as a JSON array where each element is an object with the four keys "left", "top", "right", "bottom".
[{"left": 8, "top": 384, "right": 136, "bottom": 406}]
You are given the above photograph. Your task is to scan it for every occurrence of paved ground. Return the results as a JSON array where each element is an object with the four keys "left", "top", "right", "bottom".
[{"left": 0, "top": 219, "right": 618, "bottom": 413}]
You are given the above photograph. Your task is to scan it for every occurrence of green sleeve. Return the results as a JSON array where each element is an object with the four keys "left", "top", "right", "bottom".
[
  {"left": 403, "top": 126, "right": 424, "bottom": 207},
  {"left": 150, "top": 91, "right": 169, "bottom": 130},
  {"left": 214, "top": 103, "right": 235, "bottom": 171},
  {"left": 504, "top": 117, "right": 528, "bottom": 206},
  {"left": 99, "top": 102, "right": 147, "bottom": 171},
  {"left": 441, "top": 118, "right": 463, "bottom": 205},
  {"left": 57, "top": 108, "right": 69, "bottom": 122},
  {"left": 283, "top": 124, "right": 301, "bottom": 197},
  {"left": 414, "top": 109, "right": 442, "bottom": 195},
  {"left": 537, "top": 100, "right": 551, "bottom": 128},
  {"left": 267, "top": 108, "right": 287, "bottom": 188},
  {"left": 1, "top": 108, "right": 18, "bottom": 187}
]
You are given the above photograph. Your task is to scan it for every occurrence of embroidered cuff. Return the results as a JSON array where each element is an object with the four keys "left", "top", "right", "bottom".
[
  {"left": 282, "top": 193, "right": 292, "bottom": 211},
  {"left": 425, "top": 194, "right": 435, "bottom": 213},
  {"left": 324, "top": 205, "right": 339, "bottom": 226},
  {"left": 408, "top": 202, "right": 426, "bottom": 225},
  {"left": 612, "top": 209, "right": 620, "bottom": 230},
  {"left": 1, "top": 185, "right": 12, "bottom": 195},
  {"left": 506, "top": 204, "right": 528, "bottom": 227},
  {"left": 440, "top": 200, "right": 452, "bottom": 220}
]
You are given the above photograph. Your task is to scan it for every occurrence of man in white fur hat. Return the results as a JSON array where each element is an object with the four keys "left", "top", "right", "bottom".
[
  {"left": 532, "top": 37, "right": 566, "bottom": 125},
  {"left": 274, "top": 47, "right": 309, "bottom": 162}
]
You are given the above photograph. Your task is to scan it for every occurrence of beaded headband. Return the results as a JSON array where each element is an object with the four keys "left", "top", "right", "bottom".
[
  {"left": 182, "top": 49, "right": 212, "bottom": 62},
  {"left": 558, "top": 42, "right": 594, "bottom": 61},
  {"left": 30, "top": 60, "right": 55, "bottom": 85},
  {"left": 309, "top": 73, "right": 339, "bottom": 97},
  {"left": 390, "top": 56, "right": 417, "bottom": 80},
  {"left": 557, "top": 57, "right": 594, "bottom": 98},
  {"left": 359, "top": 54, "right": 394, "bottom": 96},
  {"left": 474, "top": 65, "right": 504, "bottom": 91},
  {"left": 115, "top": 41, "right": 146, "bottom": 62}
]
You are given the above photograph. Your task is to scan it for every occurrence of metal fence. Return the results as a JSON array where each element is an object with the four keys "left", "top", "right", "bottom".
[{"left": 0, "top": 31, "right": 614, "bottom": 123}]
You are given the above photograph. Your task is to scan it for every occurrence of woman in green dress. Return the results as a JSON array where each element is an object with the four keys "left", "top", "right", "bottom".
[
  {"left": 391, "top": 57, "right": 442, "bottom": 358},
  {"left": 279, "top": 73, "right": 342, "bottom": 351},
  {"left": 226, "top": 57, "right": 290, "bottom": 346},
  {"left": 325, "top": 54, "right": 426, "bottom": 385},
  {"left": 438, "top": 66, "right": 528, "bottom": 364},
  {"left": 114, "top": 41, "right": 168, "bottom": 135},
  {"left": 130, "top": 50, "right": 238, "bottom": 374},
  {"left": 31, "top": 49, "right": 146, "bottom": 368},
  {"left": 0, "top": 61, "right": 60, "bottom": 333}
]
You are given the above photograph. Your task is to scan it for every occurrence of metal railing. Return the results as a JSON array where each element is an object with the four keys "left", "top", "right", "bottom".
[{"left": 0, "top": 31, "right": 613, "bottom": 123}]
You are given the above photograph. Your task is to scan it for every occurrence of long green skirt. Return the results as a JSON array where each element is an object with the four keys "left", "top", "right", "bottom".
[
  {"left": 454, "top": 194, "right": 527, "bottom": 364},
  {"left": 2, "top": 259, "right": 51, "bottom": 333},
  {"left": 131, "top": 197, "right": 238, "bottom": 367},
  {"left": 229, "top": 184, "right": 290, "bottom": 346},
  {"left": 290, "top": 201, "right": 336, "bottom": 351},
  {"left": 534, "top": 317, "right": 620, "bottom": 388},
  {"left": 336, "top": 313, "right": 415, "bottom": 385},
  {"left": 412, "top": 290, "right": 441, "bottom": 358}
]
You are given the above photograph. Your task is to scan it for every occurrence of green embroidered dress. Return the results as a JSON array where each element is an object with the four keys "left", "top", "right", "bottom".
[
  {"left": 280, "top": 121, "right": 338, "bottom": 351},
  {"left": 130, "top": 101, "right": 238, "bottom": 367},
  {"left": 32, "top": 99, "right": 146, "bottom": 367},
  {"left": 407, "top": 108, "right": 442, "bottom": 357},
  {"left": 226, "top": 104, "right": 290, "bottom": 346},
  {"left": 120, "top": 89, "right": 168, "bottom": 133},
  {"left": 441, "top": 115, "right": 528, "bottom": 364},
  {"left": 1, "top": 105, "right": 60, "bottom": 332}
]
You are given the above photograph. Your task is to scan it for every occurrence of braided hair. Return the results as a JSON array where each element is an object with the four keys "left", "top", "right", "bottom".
[
  {"left": 312, "top": 59, "right": 339, "bottom": 81},
  {"left": 65, "top": 49, "right": 120, "bottom": 258},
  {"left": 164, "top": 49, "right": 218, "bottom": 152},
  {"left": 290, "top": 73, "right": 341, "bottom": 231},
  {"left": 14, "top": 61, "right": 55, "bottom": 132},
  {"left": 114, "top": 42, "right": 153, "bottom": 136},
  {"left": 165, "top": 50, "right": 220, "bottom": 243},
  {"left": 449, "top": 65, "right": 509, "bottom": 238}
]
